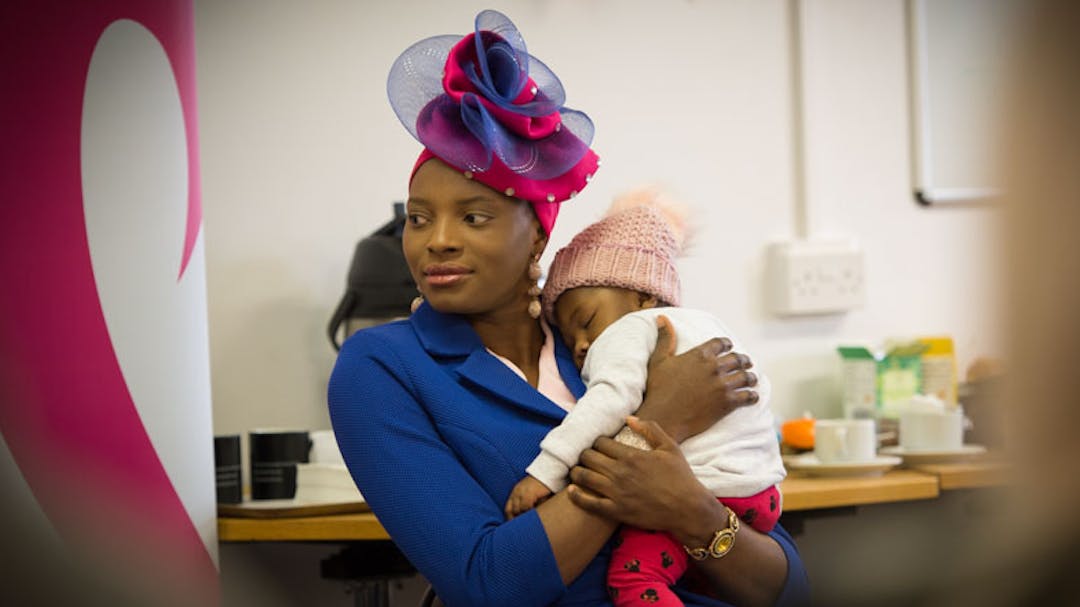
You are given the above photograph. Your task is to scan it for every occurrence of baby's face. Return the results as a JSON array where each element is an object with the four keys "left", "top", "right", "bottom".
[{"left": 554, "top": 287, "right": 657, "bottom": 369}]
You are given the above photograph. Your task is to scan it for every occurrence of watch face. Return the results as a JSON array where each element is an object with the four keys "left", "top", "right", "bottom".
[{"left": 711, "top": 529, "right": 735, "bottom": 557}]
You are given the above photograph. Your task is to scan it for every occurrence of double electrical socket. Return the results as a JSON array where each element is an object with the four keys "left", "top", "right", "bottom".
[{"left": 767, "top": 239, "right": 865, "bottom": 315}]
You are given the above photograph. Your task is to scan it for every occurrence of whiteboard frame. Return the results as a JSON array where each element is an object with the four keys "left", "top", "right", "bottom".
[{"left": 907, "top": 0, "right": 1000, "bottom": 207}]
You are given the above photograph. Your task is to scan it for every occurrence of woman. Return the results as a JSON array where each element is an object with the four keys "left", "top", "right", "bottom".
[{"left": 329, "top": 11, "right": 808, "bottom": 606}]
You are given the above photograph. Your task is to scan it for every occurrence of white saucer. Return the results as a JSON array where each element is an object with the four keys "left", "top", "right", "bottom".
[
  {"left": 783, "top": 453, "right": 902, "bottom": 477},
  {"left": 879, "top": 444, "right": 987, "bottom": 465}
]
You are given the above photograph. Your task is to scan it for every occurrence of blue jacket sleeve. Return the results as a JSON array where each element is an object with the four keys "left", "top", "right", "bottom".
[
  {"left": 769, "top": 523, "right": 811, "bottom": 606},
  {"left": 328, "top": 333, "right": 568, "bottom": 607}
]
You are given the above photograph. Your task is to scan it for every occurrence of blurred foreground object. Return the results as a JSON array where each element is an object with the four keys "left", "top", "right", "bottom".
[{"left": 928, "top": 1, "right": 1080, "bottom": 605}]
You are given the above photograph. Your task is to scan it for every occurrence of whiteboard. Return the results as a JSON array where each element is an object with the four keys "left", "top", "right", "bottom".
[{"left": 908, "top": 0, "right": 1019, "bottom": 206}]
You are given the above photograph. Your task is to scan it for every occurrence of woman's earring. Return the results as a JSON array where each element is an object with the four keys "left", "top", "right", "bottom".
[
  {"left": 527, "top": 254, "right": 542, "bottom": 319},
  {"left": 411, "top": 291, "right": 424, "bottom": 313}
]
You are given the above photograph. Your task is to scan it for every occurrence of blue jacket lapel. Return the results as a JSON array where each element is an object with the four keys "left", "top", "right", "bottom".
[
  {"left": 409, "top": 301, "right": 483, "bottom": 356},
  {"left": 409, "top": 302, "right": 578, "bottom": 420},
  {"left": 455, "top": 351, "right": 566, "bottom": 420},
  {"left": 550, "top": 323, "right": 586, "bottom": 399}
]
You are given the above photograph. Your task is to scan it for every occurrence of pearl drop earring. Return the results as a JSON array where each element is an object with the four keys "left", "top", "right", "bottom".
[{"left": 527, "top": 254, "right": 542, "bottom": 319}]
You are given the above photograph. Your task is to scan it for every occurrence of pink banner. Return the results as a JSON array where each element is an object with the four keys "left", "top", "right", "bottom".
[{"left": 0, "top": 0, "right": 217, "bottom": 603}]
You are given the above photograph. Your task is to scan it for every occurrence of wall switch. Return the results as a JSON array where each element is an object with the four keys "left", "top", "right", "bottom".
[{"left": 767, "top": 239, "right": 865, "bottom": 315}]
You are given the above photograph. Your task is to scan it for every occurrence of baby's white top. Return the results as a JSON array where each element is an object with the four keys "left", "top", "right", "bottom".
[{"left": 527, "top": 307, "right": 786, "bottom": 497}]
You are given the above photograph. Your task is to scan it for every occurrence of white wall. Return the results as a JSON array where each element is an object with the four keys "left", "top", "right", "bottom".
[{"left": 196, "top": 0, "right": 999, "bottom": 443}]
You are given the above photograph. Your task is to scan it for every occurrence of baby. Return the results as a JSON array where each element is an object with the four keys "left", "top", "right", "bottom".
[{"left": 505, "top": 190, "right": 786, "bottom": 607}]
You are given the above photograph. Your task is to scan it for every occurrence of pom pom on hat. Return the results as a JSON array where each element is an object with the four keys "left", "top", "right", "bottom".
[
  {"left": 542, "top": 186, "right": 689, "bottom": 322},
  {"left": 604, "top": 186, "right": 692, "bottom": 252}
]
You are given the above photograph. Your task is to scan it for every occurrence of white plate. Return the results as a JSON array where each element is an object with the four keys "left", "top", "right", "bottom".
[
  {"left": 879, "top": 444, "right": 987, "bottom": 465},
  {"left": 783, "top": 453, "right": 902, "bottom": 477}
]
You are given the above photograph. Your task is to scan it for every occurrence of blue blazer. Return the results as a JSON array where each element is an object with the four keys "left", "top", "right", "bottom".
[{"left": 328, "top": 302, "right": 808, "bottom": 607}]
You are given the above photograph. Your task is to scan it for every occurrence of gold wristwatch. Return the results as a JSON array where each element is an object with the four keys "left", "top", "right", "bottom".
[{"left": 683, "top": 507, "right": 740, "bottom": 560}]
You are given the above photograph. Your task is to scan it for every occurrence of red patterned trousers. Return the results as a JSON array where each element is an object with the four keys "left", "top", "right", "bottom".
[{"left": 606, "top": 486, "right": 781, "bottom": 606}]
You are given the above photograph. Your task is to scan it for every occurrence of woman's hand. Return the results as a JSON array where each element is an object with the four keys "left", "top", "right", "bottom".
[
  {"left": 568, "top": 417, "right": 789, "bottom": 607},
  {"left": 566, "top": 416, "right": 719, "bottom": 533},
  {"left": 636, "top": 315, "right": 759, "bottom": 442}
]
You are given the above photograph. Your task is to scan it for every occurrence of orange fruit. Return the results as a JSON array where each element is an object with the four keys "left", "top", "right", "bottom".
[{"left": 781, "top": 417, "right": 815, "bottom": 450}]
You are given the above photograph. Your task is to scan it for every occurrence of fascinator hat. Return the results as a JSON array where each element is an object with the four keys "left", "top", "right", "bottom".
[{"left": 388, "top": 10, "right": 600, "bottom": 235}]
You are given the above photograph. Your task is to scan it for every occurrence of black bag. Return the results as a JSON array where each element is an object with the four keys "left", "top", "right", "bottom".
[{"left": 326, "top": 203, "right": 416, "bottom": 350}]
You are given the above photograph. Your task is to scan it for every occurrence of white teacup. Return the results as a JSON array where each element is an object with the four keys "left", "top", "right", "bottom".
[
  {"left": 814, "top": 419, "right": 877, "bottom": 463},
  {"left": 900, "top": 409, "right": 963, "bottom": 451}
]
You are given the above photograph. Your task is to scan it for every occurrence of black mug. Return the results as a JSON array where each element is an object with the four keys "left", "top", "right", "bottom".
[
  {"left": 249, "top": 430, "right": 311, "bottom": 500},
  {"left": 214, "top": 435, "right": 242, "bottom": 504}
]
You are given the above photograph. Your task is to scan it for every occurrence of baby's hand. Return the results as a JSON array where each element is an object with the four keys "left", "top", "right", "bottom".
[{"left": 504, "top": 476, "right": 553, "bottom": 519}]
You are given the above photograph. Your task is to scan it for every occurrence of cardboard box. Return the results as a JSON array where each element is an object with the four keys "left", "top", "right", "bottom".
[{"left": 839, "top": 342, "right": 928, "bottom": 418}]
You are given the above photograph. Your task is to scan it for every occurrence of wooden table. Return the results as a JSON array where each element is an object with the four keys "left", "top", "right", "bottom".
[
  {"left": 780, "top": 469, "right": 940, "bottom": 511},
  {"left": 219, "top": 467, "right": 965, "bottom": 542},
  {"left": 219, "top": 511, "right": 387, "bottom": 542},
  {"left": 911, "top": 461, "right": 1011, "bottom": 490}
]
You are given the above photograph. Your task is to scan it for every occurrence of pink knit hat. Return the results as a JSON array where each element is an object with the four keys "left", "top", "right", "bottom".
[{"left": 542, "top": 187, "right": 688, "bottom": 322}]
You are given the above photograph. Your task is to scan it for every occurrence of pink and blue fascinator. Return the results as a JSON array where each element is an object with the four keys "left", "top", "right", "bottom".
[{"left": 388, "top": 10, "right": 600, "bottom": 235}]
